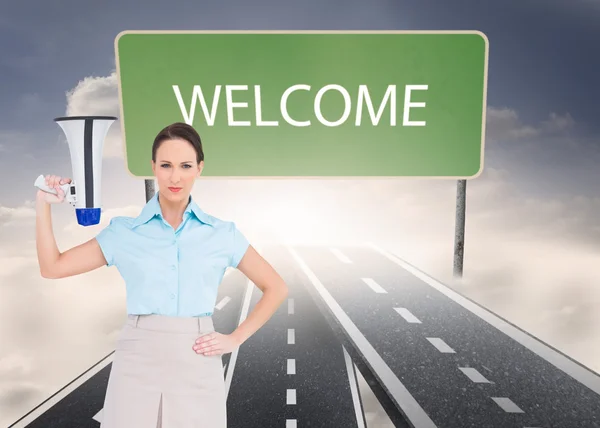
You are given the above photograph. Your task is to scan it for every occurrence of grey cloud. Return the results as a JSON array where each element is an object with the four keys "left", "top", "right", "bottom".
[
  {"left": 544, "top": 279, "right": 600, "bottom": 343},
  {"left": 0, "top": 353, "right": 34, "bottom": 381},
  {"left": 541, "top": 112, "right": 575, "bottom": 133},
  {"left": 65, "top": 72, "right": 119, "bottom": 117},
  {"left": 485, "top": 106, "right": 575, "bottom": 144},
  {"left": 0, "top": 205, "right": 35, "bottom": 226},
  {"left": 0, "top": 130, "right": 42, "bottom": 156},
  {"left": 0, "top": 382, "right": 44, "bottom": 414},
  {"left": 63, "top": 71, "right": 122, "bottom": 158}
]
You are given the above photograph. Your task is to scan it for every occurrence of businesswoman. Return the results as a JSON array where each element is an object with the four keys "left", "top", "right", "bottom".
[{"left": 35, "top": 122, "right": 289, "bottom": 427}]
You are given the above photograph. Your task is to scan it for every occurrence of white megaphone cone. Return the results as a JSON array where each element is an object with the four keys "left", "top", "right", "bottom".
[{"left": 34, "top": 115, "right": 117, "bottom": 226}]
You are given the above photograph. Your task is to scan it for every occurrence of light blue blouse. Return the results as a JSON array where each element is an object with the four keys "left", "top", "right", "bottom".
[{"left": 95, "top": 192, "right": 250, "bottom": 317}]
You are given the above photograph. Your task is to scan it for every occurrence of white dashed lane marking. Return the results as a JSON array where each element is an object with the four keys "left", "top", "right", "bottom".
[
  {"left": 287, "top": 359, "right": 296, "bottom": 375},
  {"left": 426, "top": 338, "right": 456, "bottom": 354},
  {"left": 459, "top": 367, "right": 491, "bottom": 384},
  {"left": 287, "top": 389, "right": 297, "bottom": 405},
  {"left": 330, "top": 248, "right": 352, "bottom": 263},
  {"left": 491, "top": 397, "right": 525, "bottom": 413},
  {"left": 287, "top": 297, "right": 297, "bottom": 426},
  {"left": 361, "top": 278, "right": 387, "bottom": 294},
  {"left": 394, "top": 307, "right": 422, "bottom": 323},
  {"left": 214, "top": 296, "right": 231, "bottom": 310}
]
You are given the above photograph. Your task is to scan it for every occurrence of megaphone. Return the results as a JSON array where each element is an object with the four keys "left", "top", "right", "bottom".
[{"left": 34, "top": 115, "right": 117, "bottom": 226}]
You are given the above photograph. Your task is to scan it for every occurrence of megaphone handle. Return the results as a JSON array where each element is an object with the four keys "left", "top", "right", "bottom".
[{"left": 34, "top": 174, "right": 71, "bottom": 196}]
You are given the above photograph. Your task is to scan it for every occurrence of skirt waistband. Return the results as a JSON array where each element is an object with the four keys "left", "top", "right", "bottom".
[{"left": 126, "top": 314, "right": 214, "bottom": 334}]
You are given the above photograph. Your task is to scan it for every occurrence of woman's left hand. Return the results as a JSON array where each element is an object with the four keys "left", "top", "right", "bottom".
[{"left": 192, "top": 332, "right": 239, "bottom": 356}]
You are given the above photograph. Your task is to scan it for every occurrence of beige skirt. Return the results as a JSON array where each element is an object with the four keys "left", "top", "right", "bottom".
[{"left": 100, "top": 314, "right": 226, "bottom": 428}]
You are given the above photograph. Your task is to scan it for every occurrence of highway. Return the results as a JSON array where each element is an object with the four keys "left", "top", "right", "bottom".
[{"left": 8, "top": 244, "right": 600, "bottom": 428}]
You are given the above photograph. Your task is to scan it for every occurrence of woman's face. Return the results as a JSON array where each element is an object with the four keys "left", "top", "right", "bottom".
[{"left": 151, "top": 138, "right": 203, "bottom": 204}]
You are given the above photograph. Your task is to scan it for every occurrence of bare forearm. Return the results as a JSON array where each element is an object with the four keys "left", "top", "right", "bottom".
[
  {"left": 231, "top": 286, "right": 288, "bottom": 345},
  {"left": 36, "top": 194, "right": 60, "bottom": 276}
]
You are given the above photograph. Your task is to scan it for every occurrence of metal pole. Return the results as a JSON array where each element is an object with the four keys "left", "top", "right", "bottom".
[
  {"left": 453, "top": 179, "right": 466, "bottom": 278},
  {"left": 144, "top": 179, "right": 155, "bottom": 202}
]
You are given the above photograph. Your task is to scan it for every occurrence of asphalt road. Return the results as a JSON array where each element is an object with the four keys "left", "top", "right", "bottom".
[{"left": 8, "top": 244, "right": 600, "bottom": 428}]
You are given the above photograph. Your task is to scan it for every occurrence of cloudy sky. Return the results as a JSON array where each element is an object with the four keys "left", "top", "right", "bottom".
[{"left": 1, "top": 0, "right": 600, "bottom": 425}]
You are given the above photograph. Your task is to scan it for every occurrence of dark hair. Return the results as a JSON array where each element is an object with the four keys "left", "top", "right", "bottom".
[{"left": 152, "top": 122, "right": 204, "bottom": 164}]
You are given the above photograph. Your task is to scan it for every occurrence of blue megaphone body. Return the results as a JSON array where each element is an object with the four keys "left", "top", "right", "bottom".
[{"left": 34, "top": 116, "right": 117, "bottom": 226}]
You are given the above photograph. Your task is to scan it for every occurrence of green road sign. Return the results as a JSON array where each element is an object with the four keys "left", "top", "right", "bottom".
[{"left": 114, "top": 31, "right": 488, "bottom": 178}]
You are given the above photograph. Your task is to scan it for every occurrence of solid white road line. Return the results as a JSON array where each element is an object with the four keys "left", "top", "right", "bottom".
[
  {"left": 491, "top": 397, "right": 524, "bottom": 413},
  {"left": 426, "top": 338, "right": 456, "bottom": 354},
  {"left": 225, "top": 279, "right": 254, "bottom": 398},
  {"left": 287, "top": 246, "right": 439, "bottom": 428},
  {"left": 458, "top": 367, "right": 491, "bottom": 383},
  {"left": 9, "top": 352, "right": 114, "bottom": 427},
  {"left": 394, "top": 307, "right": 422, "bottom": 323},
  {"left": 366, "top": 242, "right": 600, "bottom": 396},
  {"left": 288, "top": 298, "right": 295, "bottom": 314},
  {"left": 361, "top": 277, "right": 387, "bottom": 293},
  {"left": 287, "top": 359, "right": 296, "bottom": 375},
  {"left": 330, "top": 248, "right": 353, "bottom": 263},
  {"left": 343, "top": 346, "right": 367, "bottom": 428},
  {"left": 215, "top": 296, "right": 231, "bottom": 310},
  {"left": 288, "top": 328, "right": 295, "bottom": 345},
  {"left": 287, "top": 389, "right": 297, "bottom": 405}
]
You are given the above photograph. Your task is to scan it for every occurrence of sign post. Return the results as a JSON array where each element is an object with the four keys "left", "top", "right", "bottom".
[{"left": 454, "top": 179, "right": 467, "bottom": 278}]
